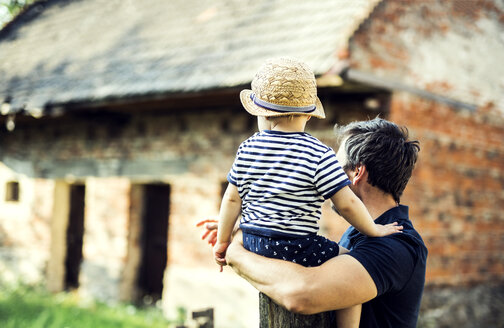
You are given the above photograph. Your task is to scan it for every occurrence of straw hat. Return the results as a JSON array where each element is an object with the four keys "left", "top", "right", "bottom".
[{"left": 240, "top": 57, "right": 325, "bottom": 119}]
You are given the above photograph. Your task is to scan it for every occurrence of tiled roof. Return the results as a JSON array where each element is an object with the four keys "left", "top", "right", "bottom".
[{"left": 0, "top": 0, "right": 380, "bottom": 115}]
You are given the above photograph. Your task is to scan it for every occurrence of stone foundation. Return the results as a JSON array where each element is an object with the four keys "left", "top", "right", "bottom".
[{"left": 419, "top": 283, "right": 504, "bottom": 328}]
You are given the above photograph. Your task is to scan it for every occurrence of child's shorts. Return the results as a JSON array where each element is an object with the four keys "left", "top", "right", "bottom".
[{"left": 242, "top": 232, "right": 340, "bottom": 267}]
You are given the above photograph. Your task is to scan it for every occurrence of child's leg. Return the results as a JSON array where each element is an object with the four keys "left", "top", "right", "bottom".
[{"left": 336, "top": 304, "right": 361, "bottom": 328}]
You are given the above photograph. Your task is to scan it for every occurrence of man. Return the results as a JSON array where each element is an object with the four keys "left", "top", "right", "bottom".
[{"left": 200, "top": 118, "right": 427, "bottom": 327}]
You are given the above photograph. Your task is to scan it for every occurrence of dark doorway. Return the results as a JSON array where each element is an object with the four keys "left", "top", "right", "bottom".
[
  {"left": 137, "top": 184, "right": 170, "bottom": 305},
  {"left": 5, "top": 181, "right": 20, "bottom": 202},
  {"left": 64, "top": 184, "right": 85, "bottom": 290}
]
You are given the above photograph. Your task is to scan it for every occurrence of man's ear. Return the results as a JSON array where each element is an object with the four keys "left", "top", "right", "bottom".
[{"left": 352, "top": 164, "right": 367, "bottom": 185}]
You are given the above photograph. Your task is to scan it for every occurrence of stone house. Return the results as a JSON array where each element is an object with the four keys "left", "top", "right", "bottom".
[{"left": 1, "top": 0, "right": 503, "bottom": 327}]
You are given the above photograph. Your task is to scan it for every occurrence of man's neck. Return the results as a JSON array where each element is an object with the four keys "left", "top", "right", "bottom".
[{"left": 359, "top": 189, "right": 398, "bottom": 220}]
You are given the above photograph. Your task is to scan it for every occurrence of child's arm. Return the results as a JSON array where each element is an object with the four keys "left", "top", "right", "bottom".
[
  {"left": 336, "top": 304, "right": 361, "bottom": 328},
  {"left": 214, "top": 183, "right": 242, "bottom": 269},
  {"left": 330, "top": 186, "right": 402, "bottom": 237}
]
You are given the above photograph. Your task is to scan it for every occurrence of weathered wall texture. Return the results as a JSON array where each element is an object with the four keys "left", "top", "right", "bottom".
[
  {"left": 0, "top": 108, "right": 244, "bottom": 285},
  {"left": 79, "top": 177, "right": 130, "bottom": 300},
  {"left": 392, "top": 92, "right": 504, "bottom": 286},
  {"left": 0, "top": 163, "right": 53, "bottom": 285},
  {"left": 392, "top": 92, "right": 504, "bottom": 327},
  {"left": 349, "top": 0, "right": 504, "bottom": 111}
]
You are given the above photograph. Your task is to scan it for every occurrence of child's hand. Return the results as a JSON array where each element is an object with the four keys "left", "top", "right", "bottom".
[
  {"left": 375, "top": 222, "right": 403, "bottom": 237},
  {"left": 196, "top": 218, "right": 219, "bottom": 246},
  {"left": 213, "top": 241, "right": 230, "bottom": 272}
]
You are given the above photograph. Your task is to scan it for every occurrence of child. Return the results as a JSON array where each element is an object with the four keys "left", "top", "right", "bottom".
[{"left": 212, "top": 57, "right": 401, "bottom": 327}]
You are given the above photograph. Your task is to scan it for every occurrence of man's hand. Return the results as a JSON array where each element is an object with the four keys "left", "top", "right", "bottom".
[
  {"left": 196, "top": 218, "right": 218, "bottom": 246},
  {"left": 196, "top": 218, "right": 243, "bottom": 246},
  {"left": 196, "top": 218, "right": 243, "bottom": 272}
]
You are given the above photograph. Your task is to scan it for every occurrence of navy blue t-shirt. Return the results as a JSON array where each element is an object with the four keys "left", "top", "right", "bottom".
[{"left": 339, "top": 205, "right": 428, "bottom": 328}]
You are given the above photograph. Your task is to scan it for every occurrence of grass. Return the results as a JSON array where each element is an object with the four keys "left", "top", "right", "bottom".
[{"left": 0, "top": 284, "right": 181, "bottom": 328}]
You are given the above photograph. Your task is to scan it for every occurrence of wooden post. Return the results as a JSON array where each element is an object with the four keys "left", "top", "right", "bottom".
[
  {"left": 192, "top": 308, "right": 214, "bottom": 328},
  {"left": 47, "top": 180, "right": 70, "bottom": 293},
  {"left": 259, "top": 293, "right": 334, "bottom": 328}
]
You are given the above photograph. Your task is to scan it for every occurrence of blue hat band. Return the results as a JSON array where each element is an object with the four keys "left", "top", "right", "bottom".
[{"left": 250, "top": 93, "right": 316, "bottom": 113}]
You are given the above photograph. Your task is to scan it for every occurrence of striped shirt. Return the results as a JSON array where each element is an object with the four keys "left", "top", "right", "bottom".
[{"left": 227, "top": 130, "right": 351, "bottom": 238}]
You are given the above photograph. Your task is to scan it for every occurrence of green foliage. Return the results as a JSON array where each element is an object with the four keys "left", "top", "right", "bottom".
[
  {"left": 1, "top": 0, "right": 32, "bottom": 14},
  {"left": 0, "top": 284, "right": 177, "bottom": 328},
  {"left": 0, "top": 0, "right": 37, "bottom": 26}
]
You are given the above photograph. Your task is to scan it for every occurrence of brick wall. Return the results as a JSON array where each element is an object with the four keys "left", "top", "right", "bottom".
[
  {"left": 390, "top": 92, "right": 504, "bottom": 286},
  {"left": 348, "top": 0, "right": 504, "bottom": 111},
  {"left": 0, "top": 163, "right": 53, "bottom": 285},
  {"left": 390, "top": 92, "right": 504, "bottom": 327}
]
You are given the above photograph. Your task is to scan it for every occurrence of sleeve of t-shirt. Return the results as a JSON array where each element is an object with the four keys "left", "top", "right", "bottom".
[
  {"left": 227, "top": 143, "right": 244, "bottom": 187},
  {"left": 347, "top": 236, "right": 417, "bottom": 296},
  {"left": 227, "top": 155, "right": 240, "bottom": 186},
  {"left": 314, "top": 149, "right": 351, "bottom": 199}
]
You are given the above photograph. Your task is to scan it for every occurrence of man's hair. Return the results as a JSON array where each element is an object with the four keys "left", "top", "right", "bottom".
[{"left": 335, "top": 117, "right": 420, "bottom": 203}]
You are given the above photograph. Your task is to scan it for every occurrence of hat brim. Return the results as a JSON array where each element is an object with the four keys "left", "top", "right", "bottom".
[{"left": 240, "top": 90, "right": 326, "bottom": 119}]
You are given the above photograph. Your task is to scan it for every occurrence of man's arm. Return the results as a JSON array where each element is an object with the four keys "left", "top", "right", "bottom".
[{"left": 226, "top": 235, "right": 377, "bottom": 314}]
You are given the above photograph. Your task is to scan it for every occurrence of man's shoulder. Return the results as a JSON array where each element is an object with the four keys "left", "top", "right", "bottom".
[
  {"left": 349, "top": 225, "right": 427, "bottom": 269},
  {"left": 387, "top": 231, "right": 427, "bottom": 259},
  {"left": 373, "top": 206, "right": 427, "bottom": 257},
  {"left": 367, "top": 226, "right": 426, "bottom": 255},
  {"left": 394, "top": 217, "right": 428, "bottom": 259}
]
